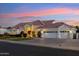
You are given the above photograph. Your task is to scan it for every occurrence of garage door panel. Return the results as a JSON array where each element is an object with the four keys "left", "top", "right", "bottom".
[
  {"left": 42, "top": 33, "right": 57, "bottom": 38},
  {"left": 60, "top": 32, "right": 69, "bottom": 39}
]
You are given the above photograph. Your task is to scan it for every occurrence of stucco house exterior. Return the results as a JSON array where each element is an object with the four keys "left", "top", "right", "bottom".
[
  {"left": 38, "top": 22, "right": 75, "bottom": 39},
  {"left": 13, "top": 20, "right": 75, "bottom": 39},
  {"left": 6, "top": 27, "right": 21, "bottom": 35}
]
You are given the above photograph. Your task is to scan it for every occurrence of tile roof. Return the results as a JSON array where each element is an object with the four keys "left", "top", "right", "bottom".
[
  {"left": 42, "top": 20, "right": 54, "bottom": 25},
  {"left": 13, "top": 20, "right": 73, "bottom": 29},
  {"left": 13, "top": 22, "right": 32, "bottom": 29},
  {"left": 38, "top": 22, "right": 73, "bottom": 28},
  {"left": 13, "top": 20, "right": 54, "bottom": 29},
  {"left": 0, "top": 27, "right": 7, "bottom": 29},
  {"left": 32, "top": 20, "right": 43, "bottom": 26}
]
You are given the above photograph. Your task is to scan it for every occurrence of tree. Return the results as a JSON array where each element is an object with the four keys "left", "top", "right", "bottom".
[
  {"left": 75, "top": 26, "right": 79, "bottom": 33},
  {"left": 0, "top": 26, "right": 2, "bottom": 28},
  {"left": 7, "top": 27, "right": 12, "bottom": 29}
]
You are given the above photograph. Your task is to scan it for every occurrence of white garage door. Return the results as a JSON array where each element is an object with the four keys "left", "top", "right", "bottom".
[
  {"left": 42, "top": 31, "right": 70, "bottom": 39},
  {"left": 60, "top": 31, "right": 69, "bottom": 39},
  {"left": 42, "top": 31, "right": 57, "bottom": 38}
]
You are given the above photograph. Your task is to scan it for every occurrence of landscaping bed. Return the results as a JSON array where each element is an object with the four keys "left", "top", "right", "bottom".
[{"left": 0, "top": 35, "right": 33, "bottom": 41}]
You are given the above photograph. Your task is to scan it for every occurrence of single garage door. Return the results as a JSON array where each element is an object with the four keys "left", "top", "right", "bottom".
[
  {"left": 42, "top": 31, "right": 57, "bottom": 38},
  {"left": 60, "top": 31, "right": 69, "bottom": 39}
]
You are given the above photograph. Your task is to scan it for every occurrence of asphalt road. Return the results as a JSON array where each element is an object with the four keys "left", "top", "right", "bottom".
[{"left": 0, "top": 41, "right": 79, "bottom": 56}]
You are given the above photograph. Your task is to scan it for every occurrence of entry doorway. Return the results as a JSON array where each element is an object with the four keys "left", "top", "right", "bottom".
[{"left": 37, "top": 31, "right": 42, "bottom": 38}]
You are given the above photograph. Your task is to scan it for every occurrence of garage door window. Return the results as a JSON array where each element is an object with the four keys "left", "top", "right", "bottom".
[
  {"left": 44, "top": 31, "right": 57, "bottom": 33},
  {"left": 60, "top": 31, "right": 69, "bottom": 33}
]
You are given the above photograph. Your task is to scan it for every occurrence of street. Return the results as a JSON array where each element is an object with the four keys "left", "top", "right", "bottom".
[{"left": 0, "top": 39, "right": 79, "bottom": 56}]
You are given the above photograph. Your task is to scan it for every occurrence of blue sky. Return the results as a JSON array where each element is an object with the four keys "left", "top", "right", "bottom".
[
  {"left": 0, "top": 3, "right": 79, "bottom": 27},
  {"left": 1, "top": 3, "right": 79, "bottom": 14}
]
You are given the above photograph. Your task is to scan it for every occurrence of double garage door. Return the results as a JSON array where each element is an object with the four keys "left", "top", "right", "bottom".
[
  {"left": 42, "top": 32, "right": 57, "bottom": 38},
  {"left": 42, "top": 31, "right": 70, "bottom": 39},
  {"left": 42, "top": 31, "right": 57, "bottom": 38}
]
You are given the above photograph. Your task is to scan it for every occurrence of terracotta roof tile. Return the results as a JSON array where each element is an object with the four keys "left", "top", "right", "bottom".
[
  {"left": 13, "top": 20, "right": 73, "bottom": 29},
  {"left": 42, "top": 20, "right": 54, "bottom": 25},
  {"left": 13, "top": 20, "right": 54, "bottom": 29},
  {"left": 38, "top": 22, "right": 73, "bottom": 28},
  {"left": 32, "top": 20, "right": 43, "bottom": 25}
]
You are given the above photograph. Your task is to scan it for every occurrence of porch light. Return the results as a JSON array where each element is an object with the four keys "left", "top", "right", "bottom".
[
  {"left": 41, "top": 29, "right": 47, "bottom": 33},
  {"left": 41, "top": 31, "right": 44, "bottom": 33},
  {"left": 69, "top": 30, "right": 72, "bottom": 33}
]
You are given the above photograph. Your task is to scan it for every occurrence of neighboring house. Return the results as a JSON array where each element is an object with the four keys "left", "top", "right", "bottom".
[
  {"left": 6, "top": 27, "right": 22, "bottom": 35},
  {"left": 0, "top": 27, "right": 7, "bottom": 35}
]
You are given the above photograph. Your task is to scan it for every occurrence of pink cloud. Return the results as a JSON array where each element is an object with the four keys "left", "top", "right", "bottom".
[
  {"left": 63, "top": 19, "right": 79, "bottom": 26},
  {"left": 0, "top": 8, "right": 79, "bottom": 18},
  {"left": 73, "top": 10, "right": 79, "bottom": 15}
]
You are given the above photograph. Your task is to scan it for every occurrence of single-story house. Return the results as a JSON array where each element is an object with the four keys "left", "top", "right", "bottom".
[
  {"left": 0, "top": 27, "right": 7, "bottom": 35},
  {"left": 6, "top": 27, "right": 22, "bottom": 35},
  {"left": 13, "top": 20, "right": 76, "bottom": 39}
]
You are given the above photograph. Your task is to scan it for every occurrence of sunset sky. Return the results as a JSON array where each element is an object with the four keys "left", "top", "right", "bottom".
[{"left": 0, "top": 3, "right": 79, "bottom": 27}]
